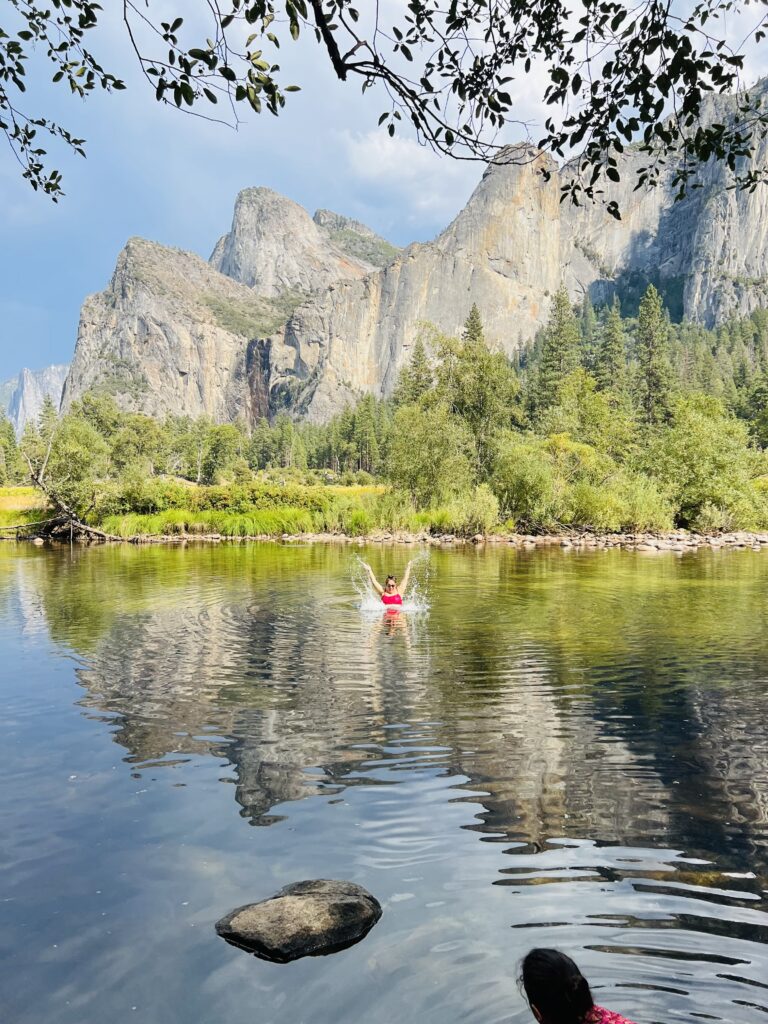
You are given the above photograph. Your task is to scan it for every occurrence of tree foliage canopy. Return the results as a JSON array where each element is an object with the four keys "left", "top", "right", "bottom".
[{"left": 4, "top": 0, "right": 768, "bottom": 205}]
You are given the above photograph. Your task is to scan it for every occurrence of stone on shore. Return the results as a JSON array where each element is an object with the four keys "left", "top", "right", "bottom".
[{"left": 215, "top": 880, "right": 382, "bottom": 963}]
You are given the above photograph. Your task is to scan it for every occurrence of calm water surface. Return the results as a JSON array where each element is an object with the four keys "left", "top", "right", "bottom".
[{"left": 1, "top": 542, "right": 768, "bottom": 1024}]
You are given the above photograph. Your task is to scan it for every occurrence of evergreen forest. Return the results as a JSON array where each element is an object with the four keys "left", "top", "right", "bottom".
[{"left": 5, "top": 284, "right": 768, "bottom": 538}]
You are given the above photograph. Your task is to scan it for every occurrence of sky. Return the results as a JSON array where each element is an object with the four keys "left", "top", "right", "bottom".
[{"left": 0, "top": 7, "right": 495, "bottom": 381}]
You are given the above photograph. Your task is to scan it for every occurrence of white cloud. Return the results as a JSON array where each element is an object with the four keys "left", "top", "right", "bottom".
[{"left": 342, "top": 130, "right": 481, "bottom": 237}]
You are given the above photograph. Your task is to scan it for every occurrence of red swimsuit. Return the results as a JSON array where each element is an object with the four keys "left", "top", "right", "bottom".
[
  {"left": 587, "top": 1007, "right": 636, "bottom": 1024},
  {"left": 381, "top": 592, "right": 403, "bottom": 606}
]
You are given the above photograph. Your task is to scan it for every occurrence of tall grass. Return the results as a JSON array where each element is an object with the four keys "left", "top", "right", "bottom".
[
  {"left": 0, "top": 487, "right": 50, "bottom": 529},
  {"left": 97, "top": 483, "right": 516, "bottom": 538},
  {"left": 101, "top": 507, "right": 320, "bottom": 538}
]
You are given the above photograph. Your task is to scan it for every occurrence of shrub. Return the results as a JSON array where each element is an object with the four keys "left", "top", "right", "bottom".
[
  {"left": 341, "top": 508, "right": 373, "bottom": 536},
  {"left": 386, "top": 402, "right": 476, "bottom": 504},
  {"left": 615, "top": 473, "right": 673, "bottom": 531},
  {"left": 642, "top": 393, "right": 764, "bottom": 527},
  {"left": 441, "top": 484, "right": 500, "bottom": 535}
]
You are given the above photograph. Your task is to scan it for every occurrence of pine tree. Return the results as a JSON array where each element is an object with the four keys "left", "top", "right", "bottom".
[
  {"left": 579, "top": 293, "right": 598, "bottom": 370},
  {"left": 436, "top": 306, "right": 520, "bottom": 478},
  {"left": 535, "top": 286, "right": 581, "bottom": 413},
  {"left": 37, "top": 394, "right": 58, "bottom": 441},
  {"left": 595, "top": 297, "right": 626, "bottom": 393},
  {"left": 352, "top": 394, "right": 380, "bottom": 473},
  {"left": 462, "top": 303, "right": 485, "bottom": 344},
  {"left": 249, "top": 417, "right": 275, "bottom": 469},
  {"left": 0, "top": 413, "right": 21, "bottom": 484},
  {"left": 636, "top": 284, "right": 673, "bottom": 425},
  {"left": 394, "top": 337, "right": 433, "bottom": 405}
]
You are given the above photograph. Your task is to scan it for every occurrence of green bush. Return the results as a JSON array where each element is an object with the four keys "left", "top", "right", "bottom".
[
  {"left": 642, "top": 394, "right": 765, "bottom": 528},
  {"left": 615, "top": 473, "right": 674, "bottom": 531},
  {"left": 101, "top": 506, "right": 319, "bottom": 538},
  {"left": 441, "top": 484, "right": 500, "bottom": 535},
  {"left": 568, "top": 479, "right": 626, "bottom": 531},
  {"left": 491, "top": 431, "right": 672, "bottom": 532},
  {"left": 341, "top": 508, "right": 373, "bottom": 536}
]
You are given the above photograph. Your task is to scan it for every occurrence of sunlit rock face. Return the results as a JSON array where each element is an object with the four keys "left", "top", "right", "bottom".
[
  {"left": 61, "top": 237, "right": 285, "bottom": 422},
  {"left": 62, "top": 195, "right": 399, "bottom": 422},
  {"left": 209, "top": 187, "right": 384, "bottom": 296},
  {"left": 269, "top": 148, "right": 563, "bottom": 421},
  {"left": 62, "top": 85, "right": 768, "bottom": 424}
]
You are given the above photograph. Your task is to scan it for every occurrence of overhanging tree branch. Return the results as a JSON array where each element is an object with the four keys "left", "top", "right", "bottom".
[{"left": 2, "top": 0, "right": 768, "bottom": 208}]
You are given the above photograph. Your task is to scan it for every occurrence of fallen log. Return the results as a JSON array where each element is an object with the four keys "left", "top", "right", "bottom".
[{"left": 0, "top": 517, "right": 66, "bottom": 533}]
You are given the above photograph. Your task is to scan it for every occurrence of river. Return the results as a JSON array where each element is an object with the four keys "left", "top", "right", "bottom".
[{"left": 1, "top": 542, "right": 767, "bottom": 1024}]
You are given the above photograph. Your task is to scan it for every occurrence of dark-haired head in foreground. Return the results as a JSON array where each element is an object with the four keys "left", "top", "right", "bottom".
[{"left": 520, "top": 949, "right": 636, "bottom": 1024}]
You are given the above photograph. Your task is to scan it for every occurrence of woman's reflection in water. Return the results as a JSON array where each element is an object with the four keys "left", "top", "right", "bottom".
[
  {"left": 363, "top": 606, "right": 413, "bottom": 646},
  {"left": 382, "top": 608, "right": 407, "bottom": 638}
]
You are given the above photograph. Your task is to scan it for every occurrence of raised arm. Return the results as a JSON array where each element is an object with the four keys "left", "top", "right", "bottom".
[
  {"left": 362, "top": 562, "right": 384, "bottom": 595},
  {"left": 398, "top": 560, "right": 413, "bottom": 597}
]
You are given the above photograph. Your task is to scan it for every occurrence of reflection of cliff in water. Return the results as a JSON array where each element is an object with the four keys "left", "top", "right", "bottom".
[
  {"left": 73, "top": 595, "right": 429, "bottom": 825},
  {"left": 64, "top": 591, "right": 768, "bottom": 875}
]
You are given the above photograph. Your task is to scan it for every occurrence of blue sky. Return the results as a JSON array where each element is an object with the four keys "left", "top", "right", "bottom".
[{"left": 0, "top": 10, "right": 492, "bottom": 381}]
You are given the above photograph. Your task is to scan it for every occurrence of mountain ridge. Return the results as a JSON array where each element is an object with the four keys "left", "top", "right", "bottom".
[{"left": 62, "top": 88, "right": 768, "bottom": 424}]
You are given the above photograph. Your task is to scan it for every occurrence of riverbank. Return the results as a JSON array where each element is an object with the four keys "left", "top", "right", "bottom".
[
  {"left": 4, "top": 485, "right": 768, "bottom": 551},
  {"left": 9, "top": 526, "right": 768, "bottom": 551}
]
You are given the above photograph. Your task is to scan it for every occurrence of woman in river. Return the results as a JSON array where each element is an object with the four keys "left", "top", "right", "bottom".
[
  {"left": 521, "top": 949, "right": 636, "bottom": 1024},
  {"left": 361, "top": 561, "right": 413, "bottom": 607}
]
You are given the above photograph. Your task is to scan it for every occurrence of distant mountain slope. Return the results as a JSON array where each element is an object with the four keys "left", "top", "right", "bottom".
[
  {"left": 2, "top": 364, "right": 69, "bottom": 435},
  {"left": 0, "top": 376, "right": 14, "bottom": 415}
]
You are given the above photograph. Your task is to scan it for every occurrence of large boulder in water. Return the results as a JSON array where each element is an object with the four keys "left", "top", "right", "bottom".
[{"left": 215, "top": 880, "right": 382, "bottom": 962}]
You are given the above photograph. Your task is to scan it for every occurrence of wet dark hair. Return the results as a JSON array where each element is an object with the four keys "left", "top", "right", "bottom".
[
  {"left": 385, "top": 575, "right": 397, "bottom": 584},
  {"left": 520, "top": 949, "right": 594, "bottom": 1024}
]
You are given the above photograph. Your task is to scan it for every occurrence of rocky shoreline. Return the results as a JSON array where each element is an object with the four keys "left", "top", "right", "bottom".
[{"left": 16, "top": 528, "right": 768, "bottom": 551}]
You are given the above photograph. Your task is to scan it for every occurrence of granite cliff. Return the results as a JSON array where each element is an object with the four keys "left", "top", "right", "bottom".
[
  {"left": 2, "top": 364, "right": 69, "bottom": 435},
  {"left": 61, "top": 238, "right": 296, "bottom": 421},
  {"left": 63, "top": 88, "right": 768, "bottom": 423}
]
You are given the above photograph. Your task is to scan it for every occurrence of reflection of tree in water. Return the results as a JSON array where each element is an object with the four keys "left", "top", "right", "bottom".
[{"left": 20, "top": 543, "right": 768, "bottom": 878}]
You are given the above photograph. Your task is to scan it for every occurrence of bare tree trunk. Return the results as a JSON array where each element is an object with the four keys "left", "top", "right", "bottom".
[{"left": 20, "top": 453, "right": 121, "bottom": 542}]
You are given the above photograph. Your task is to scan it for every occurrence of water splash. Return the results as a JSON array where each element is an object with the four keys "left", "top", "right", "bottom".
[{"left": 351, "top": 551, "right": 431, "bottom": 612}]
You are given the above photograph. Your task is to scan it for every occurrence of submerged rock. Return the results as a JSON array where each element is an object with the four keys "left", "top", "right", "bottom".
[{"left": 215, "top": 880, "right": 382, "bottom": 963}]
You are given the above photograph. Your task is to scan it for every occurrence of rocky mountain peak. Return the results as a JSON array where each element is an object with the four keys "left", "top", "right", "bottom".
[
  {"left": 313, "top": 208, "right": 400, "bottom": 269},
  {"left": 437, "top": 148, "right": 560, "bottom": 271},
  {"left": 209, "top": 186, "right": 384, "bottom": 297},
  {"left": 62, "top": 238, "right": 296, "bottom": 422},
  {"left": 61, "top": 84, "right": 768, "bottom": 427}
]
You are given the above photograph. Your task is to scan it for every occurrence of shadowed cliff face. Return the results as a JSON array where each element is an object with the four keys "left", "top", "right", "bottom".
[{"left": 62, "top": 88, "right": 768, "bottom": 424}]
